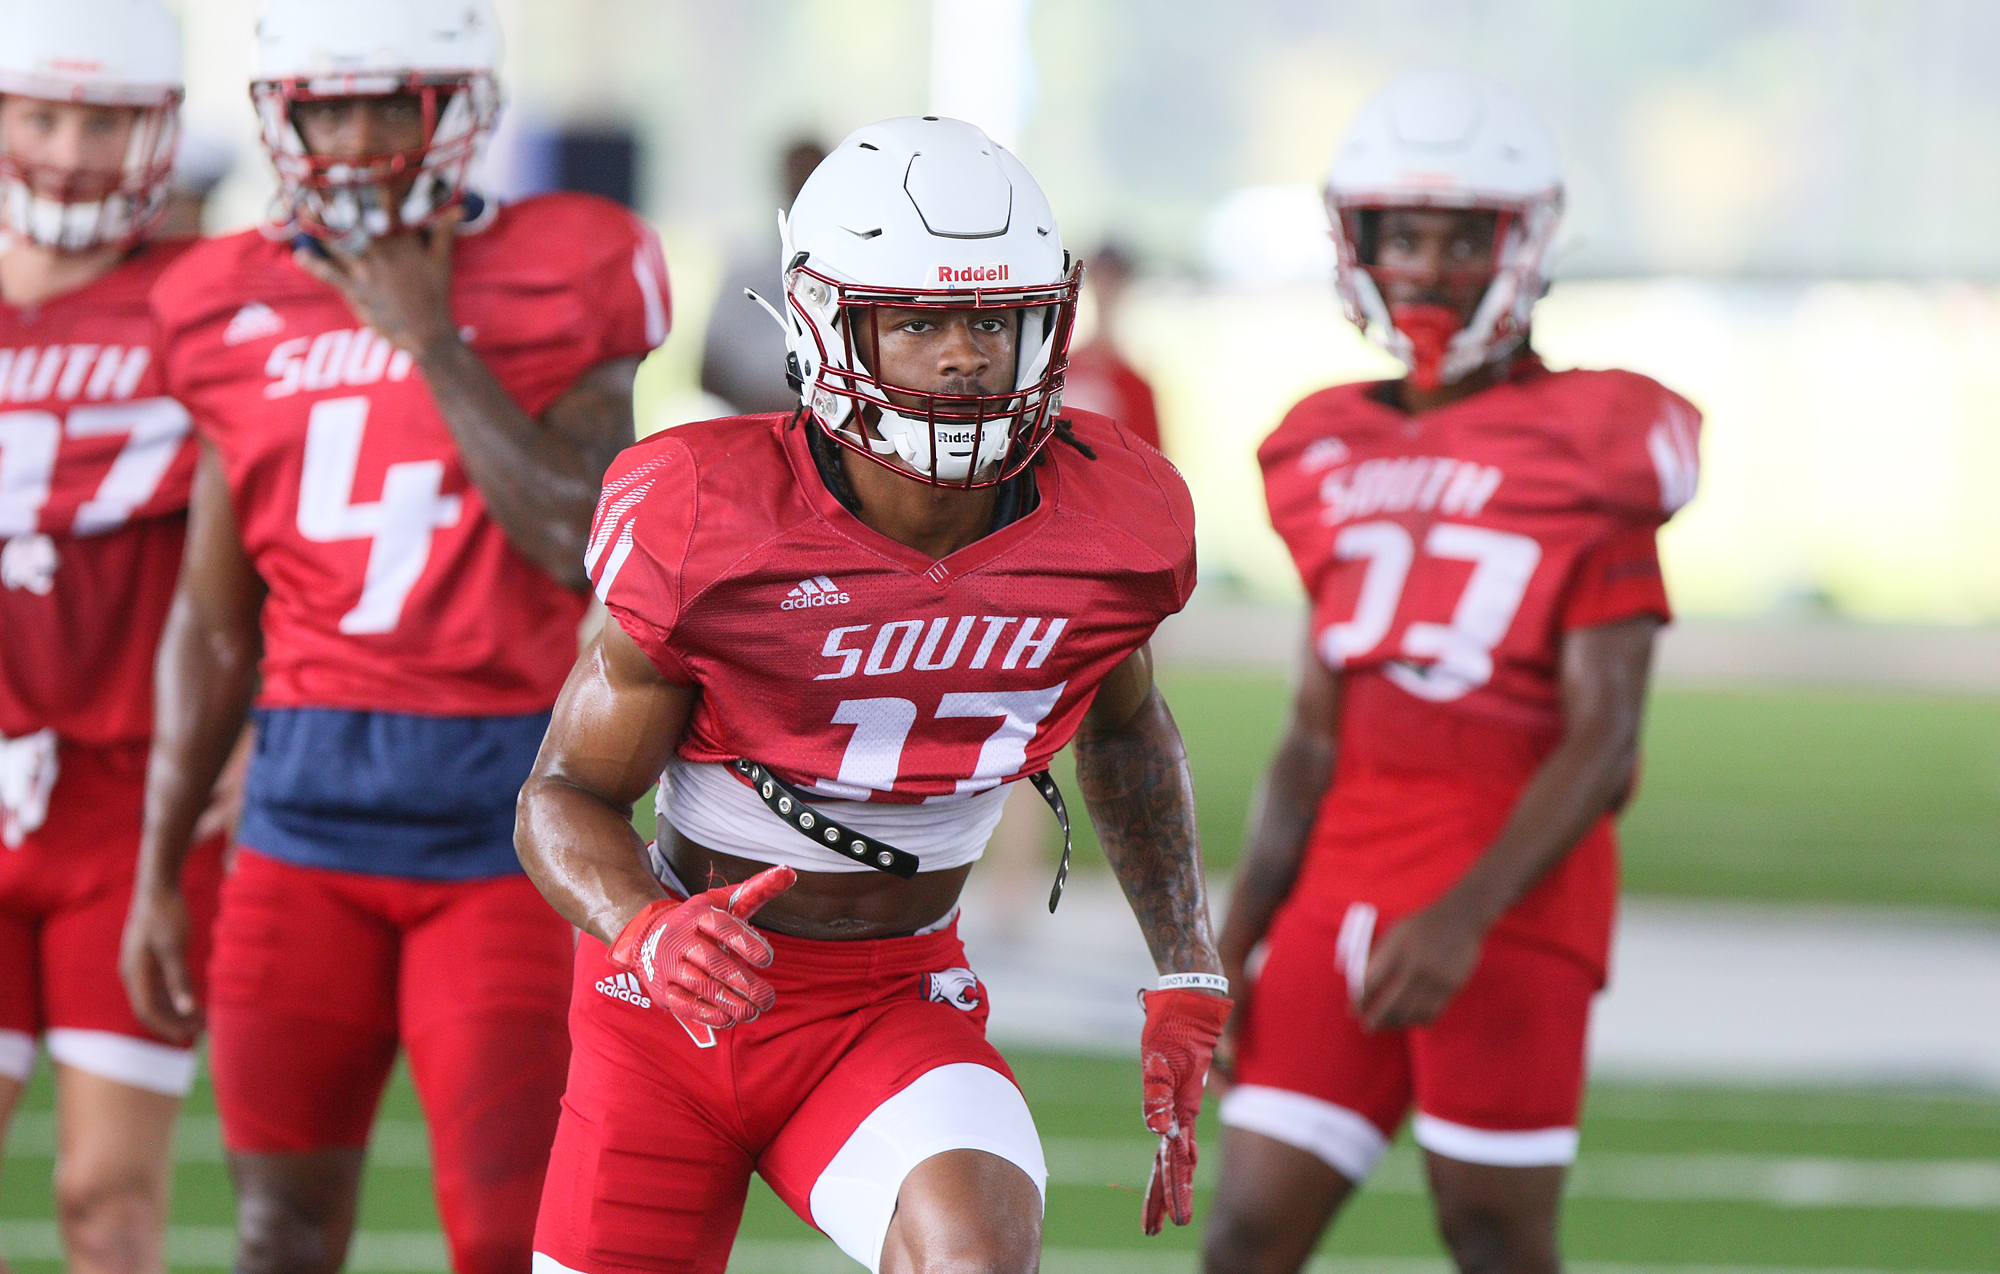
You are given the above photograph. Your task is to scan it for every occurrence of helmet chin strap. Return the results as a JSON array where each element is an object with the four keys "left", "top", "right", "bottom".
[{"left": 1388, "top": 303, "right": 1462, "bottom": 392}]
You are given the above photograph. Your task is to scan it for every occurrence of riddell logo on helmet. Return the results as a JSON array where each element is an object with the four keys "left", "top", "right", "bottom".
[{"left": 937, "top": 263, "right": 1009, "bottom": 284}]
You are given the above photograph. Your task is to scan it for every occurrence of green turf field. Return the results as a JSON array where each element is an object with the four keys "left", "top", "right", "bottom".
[
  {"left": 662, "top": 675, "right": 2000, "bottom": 912},
  {"left": 11, "top": 679, "right": 2000, "bottom": 1269},
  {"left": 5, "top": 1053, "right": 1999, "bottom": 1272},
  {"left": 1009, "top": 674, "right": 2000, "bottom": 913}
]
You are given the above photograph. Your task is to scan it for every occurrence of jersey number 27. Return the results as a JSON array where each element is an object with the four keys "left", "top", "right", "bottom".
[{"left": 0, "top": 400, "right": 192, "bottom": 536}]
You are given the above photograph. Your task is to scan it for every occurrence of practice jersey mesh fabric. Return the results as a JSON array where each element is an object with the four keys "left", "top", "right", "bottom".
[
  {"left": 589, "top": 410, "right": 1194, "bottom": 856},
  {"left": 1, "top": 238, "right": 198, "bottom": 746},
  {"left": 149, "top": 193, "right": 672, "bottom": 717},
  {"left": 1260, "top": 357, "right": 1701, "bottom": 975},
  {"left": 148, "top": 193, "right": 670, "bottom": 879}
]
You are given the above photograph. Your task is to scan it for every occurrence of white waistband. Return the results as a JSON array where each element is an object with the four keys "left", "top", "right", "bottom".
[{"left": 656, "top": 757, "right": 1009, "bottom": 875}]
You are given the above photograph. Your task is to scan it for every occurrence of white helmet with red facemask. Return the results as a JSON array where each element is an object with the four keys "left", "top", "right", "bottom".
[
  {"left": 0, "top": 0, "right": 183, "bottom": 253},
  {"left": 1326, "top": 70, "right": 1563, "bottom": 390},
  {"left": 252, "top": 0, "right": 502, "bottom": 248},
  {"left": 777, "top": 117, "right": 1080, "bottom": 488}
]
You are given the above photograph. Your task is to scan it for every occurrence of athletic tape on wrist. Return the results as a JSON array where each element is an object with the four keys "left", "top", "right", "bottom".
[{"left": 1156, "top": 972, "right": 1230, "bottom": 994}]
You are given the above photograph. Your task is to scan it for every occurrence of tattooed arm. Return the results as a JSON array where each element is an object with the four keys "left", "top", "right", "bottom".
[
  {"left": 289, "top": 209, "right": 639, "bottom": 592},
  {"left": 1074, "top": 644, "right": 1225, "bottom": 980}
]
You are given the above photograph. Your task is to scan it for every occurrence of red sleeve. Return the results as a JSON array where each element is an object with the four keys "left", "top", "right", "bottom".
[
  {"left": 587, "top": 437, "right": 698, "bottom": 684},
  {"left": 1593, "top": 372, "right": 1702, "bottom": 520},
  {"left": 1561, "top": 521, "right": 1671, "bottom": 631},
  {"left": 588, "top": 212, "right": 673, "bottom": 364}
]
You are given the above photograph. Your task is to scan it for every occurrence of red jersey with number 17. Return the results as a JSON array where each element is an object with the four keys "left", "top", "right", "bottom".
[
  {"left": 590, "top": 409, "right": 1194, "bottom": 804},
  {"left": 1260, "top": 357, "right": 1700, "bottom": 976},
  {"left": 1, "top": 238, "right": 198, "bottom": 746},
  {"left": 149, "top": 193, "right": 671, "bottom": 716}
]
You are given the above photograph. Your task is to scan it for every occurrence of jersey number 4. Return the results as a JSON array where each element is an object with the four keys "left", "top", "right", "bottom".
[
  {"left": 0, "top": 400, "right": 192, "bottom": 536},
  {"left": 298, "top": 396, "right": 462, "bottom": 635},
  {"left": 1319, "top": 520, "right": 1542, "bottom": 703}
]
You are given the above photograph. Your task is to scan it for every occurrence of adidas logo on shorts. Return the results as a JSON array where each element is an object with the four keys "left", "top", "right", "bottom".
[
  {"left": 595, "top": 971, "right": 652, "bottom": 1008},
  {"left": 781, "top": 575, "right": 850, "bottom": 610}
]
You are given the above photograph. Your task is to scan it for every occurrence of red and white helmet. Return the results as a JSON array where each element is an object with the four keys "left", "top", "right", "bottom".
[
  {"left": 252, "top": 0, "right": 502, "bottom": 246},
  {"left": 1325, "top": 70, "right": 1563, "bottom": 388},
  {"left": 778, "top": 116, "right": 1080, "bottom": 488},
  {"left": 0, "top": 0, "right": 183, "bottom": 253}
]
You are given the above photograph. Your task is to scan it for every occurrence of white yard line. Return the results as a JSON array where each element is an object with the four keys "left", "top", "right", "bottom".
[
  {"left": 6, "top": 1118, "right": 1994, "bottom": 1211},
  {"left": 0, "top": 1112, "right": 431, "bottom": 1166},
  {"left": 0, "top": 1221, "right": 446, "bottom": 1271},
  {"left": 722, "top": 1241, "right": 2000, "bottom": 1274},
  {"left": 0, "top": 1225, "right": 1983, "bottom": 1274},
  {"left": 1039, "top": 1141, "right": 2000, "bottom": 1210}
]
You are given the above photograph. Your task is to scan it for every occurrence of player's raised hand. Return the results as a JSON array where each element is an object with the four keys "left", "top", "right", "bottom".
[
  {"left": 1137, "top": 987, "right": 1233, "bottom": 1235},
  {"left": 609, "top": 865, "right": 797, "bottom": 1030},
  {"left": 120, "top": 884, "right": 201, "bottom": 1045},
  {"left": 1356, "top": 902, "right": 1484, "bottom": 1031},
  {"left": 291, "top": 204, "right": 463, "bottom": 360}
]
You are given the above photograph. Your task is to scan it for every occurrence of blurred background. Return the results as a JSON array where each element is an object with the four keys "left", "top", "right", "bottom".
[{"left": 7, "top": 2, "right": 2000, "bottom": 1272}]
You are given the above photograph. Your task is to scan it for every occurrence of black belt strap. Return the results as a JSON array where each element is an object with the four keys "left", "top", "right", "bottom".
[
  {"left": 1023, "top": 770, "right": 1073, "bottom": 913},
  {"left": 731, "top": 758, "right": 1075, "bottom": 911}
]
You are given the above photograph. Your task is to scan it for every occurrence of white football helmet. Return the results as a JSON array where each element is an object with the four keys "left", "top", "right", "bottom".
[
  {"left": 777, "top": 116, "right": 1080, "bottom": 487},
  {"left": 0, "top": 0, "right": 183, "bottom": 252},
  {"left": 1325, "top": 70, "right": 1563, "bottom": 388},
  {"left": 252, "top": 0, "right": 503, "bottom": 246}
]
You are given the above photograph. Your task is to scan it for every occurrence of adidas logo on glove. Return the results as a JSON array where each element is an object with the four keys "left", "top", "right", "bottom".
[
  {"left": 595, "top": 971, "right": 652, "bottom": 1008},
  {"left": 781, "top": 575, "right": 850, "bottom": 610}
]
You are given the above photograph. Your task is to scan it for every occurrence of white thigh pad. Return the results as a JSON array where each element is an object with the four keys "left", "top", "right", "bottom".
[
  {"left": 0, "top": 1029, "right": 34, "bottom": 1083},
  {"left": 45, "top": 1028, "right": 197, "bottom": 1097},
  {"left": 809, "top": 1062, "right": 1047, "bottom": 1274}
]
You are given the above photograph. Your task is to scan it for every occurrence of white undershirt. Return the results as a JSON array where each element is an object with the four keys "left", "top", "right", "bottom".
[{"left": 655, "top": 757, "right": 1012, "bottom": 875}]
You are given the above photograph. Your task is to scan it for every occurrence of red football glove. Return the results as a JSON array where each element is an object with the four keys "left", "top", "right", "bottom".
[
  {"left": 608, "top": 865, "right": 796, "bottom": 1030},
  {"left": 1138, "top": 987, "right": 1233, "bottom": 1235}
]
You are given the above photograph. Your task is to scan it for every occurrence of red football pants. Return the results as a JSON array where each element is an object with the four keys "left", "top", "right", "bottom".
[
  {"left": 1226, "top": 899, "right": 1597, "bottom": 1175},
  {"left": 0, "top": 740, "right": 224, "bottom": 1089},
  {"left": 535, "top": 921, "right": 1014, "bottom": 1274},
  {"left": 207, "top": 849, "right": 574, "bottom": 1274}
]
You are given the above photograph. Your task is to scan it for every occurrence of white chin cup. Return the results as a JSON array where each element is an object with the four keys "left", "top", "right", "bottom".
[
  {"left": 5, "top": 182, "right": 135, "bottom": 254},
  {"left": 872, "top": 406, "right": 1010, "bottom": 483}
]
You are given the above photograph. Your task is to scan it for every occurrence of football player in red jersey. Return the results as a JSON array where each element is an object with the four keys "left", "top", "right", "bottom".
[
  {"left": 516, "top": 116, "right": 1230, "bottom": 1274},
  {"left": 0, "top": 5, "right": 234, "bottom": 1272},
  {"left": 117, "top": 3, "right": 671, "bottom": 1273},
  {"left": 1203, "top": 72, "right": 1702, "bottom": 1274},
  {"left": 1062, "top": 242, "right": 1162, "bottom": 452}
]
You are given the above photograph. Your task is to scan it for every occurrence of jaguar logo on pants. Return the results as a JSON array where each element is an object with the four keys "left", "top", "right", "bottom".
[{"left": 926, "top": 968, "right": 982, "bottom": 1012}]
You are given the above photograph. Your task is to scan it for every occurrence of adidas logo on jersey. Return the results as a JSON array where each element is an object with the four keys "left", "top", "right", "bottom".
[
  {"left": 781, "top": 576, "right": 850, "bottom": 610},
  {"left": 223, "top": 302, "right": 285, "bottom": 347},
  {"left": 595, "top": 971, "right": 652, "bottom": 1008}
]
